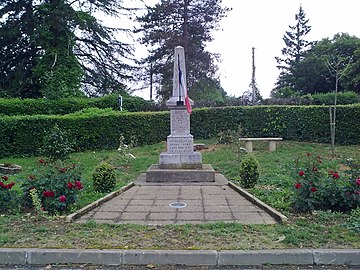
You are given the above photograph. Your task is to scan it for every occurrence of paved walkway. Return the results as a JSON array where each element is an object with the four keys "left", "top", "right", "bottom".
[{"left": 75, "top": 175, "right": 277, "bottom": 225}]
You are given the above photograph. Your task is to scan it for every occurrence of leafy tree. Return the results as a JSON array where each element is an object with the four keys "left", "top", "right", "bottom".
[
  {"left": 189, "top": 77, "right": 227, "bottom": 102},
  {"left": 293, "top": 33, "right": 360, "bottom": 95},
  {"left": 0, "top": 0, "right": 40, "bottom": 98},
  {"left": 136, "top": 0, "right": 230, "bottom": 102},
  {"left": 0, "top": 0, "right": 133, "bottom": 99},
  {"left": 274, "top": 5, "right": 313, "bottom": 91}
]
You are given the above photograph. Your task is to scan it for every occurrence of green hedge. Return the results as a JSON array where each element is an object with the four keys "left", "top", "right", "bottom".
[
  {"left": 1, "top": 105, "right": 359, "bottom": 158},
  {"left": 0, "top": 94, "right": 156, "bottom": 116},
  {"left": 311, "top": 91, "right": 360, "bottom": 105}
]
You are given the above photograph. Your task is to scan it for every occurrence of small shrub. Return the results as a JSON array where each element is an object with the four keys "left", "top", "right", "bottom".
[
  {"left": 40, "top": 124, "right": 73, "bottom": 161},
  {"left": 92, "top": 163, "right": 116, "bottom": 193},
  {"left": 20, "top": 159, "right": 84, "bottom": 214},
  {"left": 239, "top": 154, "right": 260, "bottom": 188},
  {"left": 0, "top": 175, "right": 19, "bottom": 212}
]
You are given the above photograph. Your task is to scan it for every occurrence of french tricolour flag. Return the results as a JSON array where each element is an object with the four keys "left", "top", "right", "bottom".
[{"left": 178, "top": 58, "right": 192, "bottom": 114}]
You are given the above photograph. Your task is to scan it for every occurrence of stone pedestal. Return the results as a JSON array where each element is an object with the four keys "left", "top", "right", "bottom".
[
  {"left": 145, "top": 45, "right": 215, "bottom": 183},
  {"left": 158, "top": 105, "right": 202, "bottom": 169}
]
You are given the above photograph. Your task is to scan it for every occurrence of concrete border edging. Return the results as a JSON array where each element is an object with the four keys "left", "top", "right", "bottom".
[
  {"left": 122, "top": 250, "right": 217, "bottom": 266},
  {"left": 218, "top": 249, "right": 313, "bottom": 265},
  {"left": 228, "top": 181, "right": 288, "bottom": 223},
  {"left": 65, "top": 182, "right": 135, "bottom": 222},
  {"left": 1, "top": 248, "right": 360, "bottom": 266},
  {"left": 313, "top": 249, "right": 360, "bottom": 265}
]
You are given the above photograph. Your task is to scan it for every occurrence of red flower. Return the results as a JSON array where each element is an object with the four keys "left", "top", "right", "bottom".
[
  {"left": 332, "top": 173, "right": 340, "bottom": 179},
  {"left": 298, "top": 171, "right": 305, "bottom": 176},
  {"left": 1, "top": 175, "right": 8, "bottom": 181},
  {"left": 0, "top": 182, "right": 6, "bottom": 189},
  {"left": 39, "top": 159, "right": 45, "bottom": 164},
  {"left": 310, "top": 187, "right": 317, "bottom": 192},
  {"left": 295, "top": 183, "right": 302, "bottom": 189},
  {"left": 59, "top": 195, "right": 66, "bottom": 202},
  {"left": 59, "top": 168, "right": 66, "bottom": 174},
  {"left": 318, "top": 159, "right": 322, "bottom": 163},
  {"left": 43, "top": 190, "right": 55, "bottom": 197},
  {"left": 5, "top": 182, "right": 15, "bottom": 189},
  {"left": 75, "top": 180, "right": 83, "bottom": 190},
  {"left": 356, "top": 178, "right": 360, "bottom": 186},
  {"left": 312, "top": 167, "right": 318, "bottom": 172},
  {"left": 67, "top": 182, "right": 75, "bottom": 189}
]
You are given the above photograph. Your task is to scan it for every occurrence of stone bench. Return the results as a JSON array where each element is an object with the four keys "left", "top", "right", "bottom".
[{"left": 239, "top": 138, "right": 283, "bottom": 152}]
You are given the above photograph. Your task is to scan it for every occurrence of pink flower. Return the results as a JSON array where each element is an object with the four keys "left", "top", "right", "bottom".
[
  {"left": 295, "top": 183, "right": 301, "bottom": 189},
  {"left": 75, "top": 181, "right": 83, "bottom": 190},
  {"left": 355, "top": 178, "right": 360, "bottom": 186},
  {"left": 43, "top": 190, "right": 55, "bottom": 198},
  {"left": 310, "top": 187, "right": 317, "bottom": 192},
  {"left": 312, "top": 167, "right": 318, "bottom": 172},
  {"left": 59, "top": 195, "right": 66, "bottom": 202},
  {"left": 299, "top": 171, "right": 305, "bottom": 176},
  {"left": 67, "top": 182, "right": 75, "bottom": 189}
]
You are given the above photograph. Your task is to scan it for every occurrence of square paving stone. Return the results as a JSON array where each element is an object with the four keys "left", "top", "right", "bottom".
[
  {"left": 121, "top": 211, "right": 149, "bottom": 220},
  {"left": 92, "top": 211, "right": 120, "bottom": 220},
  {"left": 125, "top": 205, "right": 153, "bottom": 212},
  {"left": 205, "top": 212, "right": 233, "bottom": 221},
  {"left": 203, "top": 199, "right": 228, "bottom": 206},
  {"left": 149, "top": 205, "right": 178, "bottom": 212},
  {"left": 179, "top": 199, "right": 203, "bottom": 206},
  {"left": 204, "top": 205, "right": 231, "bottom": 213},
  {"left": 179, "top": 193, "right": 202, "bottom": 200},
  {"left": 176, "top": 212, "right": 205, "bottom": 221},
  {"left": 97, "top": 204, "right": 127, "bottom": 212},
  {"left": 201, "top": 186, "right": 223, "bottom": 195},
  {"left": 176, "top": 205, "right": 203, "bottom": 212},
  {"left": 108, "top": 197, "right": 132, "bottom": 205},
  {"left": 180, "top": 186, "right": 201, "bottom": 193},
  {"left": 149, "top": 212, "right": 176, "bottom": 220},
  {"left": 135, "top": 194, "right": 157, "bottom": 200},
  {"left": 229, "top": 205, "right": 261, "bottom": 212},
  {"left": 127, "top": 199, "right": 154, "bottom": 206},
  {"left": 227, "top": 197, "right": 255, "bottom": 206},
  {"left": 156, "top": 193, "right": 179, "bottom": 199},
  {"left": 154, "top": 199, "right": 179, "bottom": 206}
]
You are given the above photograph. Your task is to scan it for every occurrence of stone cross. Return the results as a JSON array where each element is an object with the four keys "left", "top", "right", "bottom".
[{"left": 159, "top": 46, "right": 202, "bottom": 169}]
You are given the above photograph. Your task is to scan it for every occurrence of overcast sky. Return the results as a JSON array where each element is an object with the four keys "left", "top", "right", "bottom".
[{"left": 122, "top": 0, "right": 360, "bottom": 99}]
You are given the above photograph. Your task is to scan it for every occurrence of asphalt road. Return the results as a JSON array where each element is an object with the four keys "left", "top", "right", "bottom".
[{"left": 1, "top": 265, "right": 360, "bottom": 270}]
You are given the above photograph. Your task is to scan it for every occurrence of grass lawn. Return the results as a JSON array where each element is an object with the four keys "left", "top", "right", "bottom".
[{"left": 0, "top": 140, "right": 359, "bottom": 250}]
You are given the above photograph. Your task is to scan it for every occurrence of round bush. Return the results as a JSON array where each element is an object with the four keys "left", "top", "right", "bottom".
[
  {"left": 92, "top": 163, "right": 116, "bottom": 193},
  {"left": 239, "top": 154, "right": 260, "bottom": 188}
]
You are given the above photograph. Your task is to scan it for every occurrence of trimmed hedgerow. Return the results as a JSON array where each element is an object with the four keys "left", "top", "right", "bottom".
[
  {"left": 0, "top": 109, "right": 169, "bottom": 158},
  {"left": 0, "top": 105, "right": 359, "bottom": 158},
  {"left": 0, "top": 94, "right": 156, "bottom": 116}
]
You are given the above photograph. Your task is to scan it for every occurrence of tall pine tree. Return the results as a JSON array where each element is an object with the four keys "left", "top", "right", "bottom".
[
  {"left": 274, "top": 5, "right": 313, "bottom": 93},
  {"left": 0, "top": 0, "right": 133, "bottom": 99},
  {"left": 135, "top": 0, "right": 230, "bottom": 101}
]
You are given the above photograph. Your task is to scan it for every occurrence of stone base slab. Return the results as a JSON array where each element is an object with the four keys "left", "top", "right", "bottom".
[
  {"left": 145, "top": 164, "right": 215, "bottom": 182},
  {"left": 159, "top": 152, "right": 202, "bottom": 169}
]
